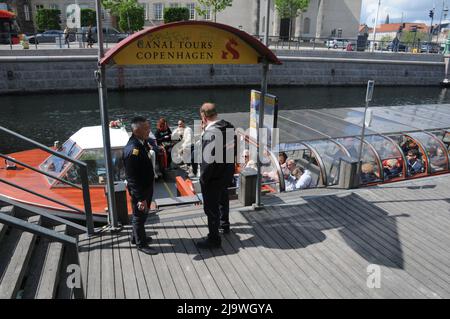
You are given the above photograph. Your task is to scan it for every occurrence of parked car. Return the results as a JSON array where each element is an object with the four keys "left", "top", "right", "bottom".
[
  {"left": 28, "top": 30, "right": 75, "bottom": 44},
  {"left": 80, "top": 26, "right": 128, "bottom": 43},
  {"left": 326, "top": 38, "right": 350, "bottom": 49},
  {"left": 385, "top": 41, "right": 408, "bottom": 52},
  {"left": 420, "top": 42, "right": 440, "bottom": 54}
]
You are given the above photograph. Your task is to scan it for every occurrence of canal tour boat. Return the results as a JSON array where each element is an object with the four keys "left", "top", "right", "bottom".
[{"left": 1, "top": 104, "right": 450, "bottom": 223}]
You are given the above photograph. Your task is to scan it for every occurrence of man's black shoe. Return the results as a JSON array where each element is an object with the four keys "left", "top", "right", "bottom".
[
  {"left": 220, "top": 225, "right": 230, "bottom": 234},
  {"left": 131, "top": 236, "right": 153, "bottom": 245},
  {"left": 196, "top": 238, "right": 221, "bottom": 249},
  {"left": 137, "top": 246, "right": 158, "bottom": 255}
]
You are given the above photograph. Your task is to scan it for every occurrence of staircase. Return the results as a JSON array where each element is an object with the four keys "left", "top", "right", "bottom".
[{"left": 0, "top": 201, "right": 85, "bottom": 299}]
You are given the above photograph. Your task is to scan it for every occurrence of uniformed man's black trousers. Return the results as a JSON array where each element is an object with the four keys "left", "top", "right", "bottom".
[
  {"left": 130, "top": 187, "right": 153, "bottom": 247},
  {"left": 200, "top": 180, "right": 231, "bottom": 241}
]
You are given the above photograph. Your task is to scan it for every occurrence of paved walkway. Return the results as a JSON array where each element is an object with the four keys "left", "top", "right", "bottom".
[{"left": 78, "top": 175, "right": 450, "bottom": 299}]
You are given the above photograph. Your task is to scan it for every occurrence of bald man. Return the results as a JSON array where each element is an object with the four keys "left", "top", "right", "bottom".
[{"left": 196, "top": 103, "right": 236, "bottom": 249}]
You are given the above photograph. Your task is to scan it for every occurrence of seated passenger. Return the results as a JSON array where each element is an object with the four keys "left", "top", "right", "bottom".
[
  {"left": 286, "top": 167, "right": 313, "bottom": 191},
  {"left": 240, "top": 149, "right": 257, "bottom": 170},
  {"left": 402, "top": 140, "right": 420, "bottom": 157},
  {"left": 383, "top": 158, "right": 402, "bottom": 179},
  {"left": 155, "top": 118, "right": 173, "bottom": 168},
  {"left": 430, "top": 147, "right": 447, "bottom": 171},
  {"left": 360, "top": 163, "right": 378, "bottom": 184},
  {"left": 279, "top": 152, "right": 290, "bottom": 177},
  {"left": 406, "top": 150, "right": 424, "bottom": 175}
]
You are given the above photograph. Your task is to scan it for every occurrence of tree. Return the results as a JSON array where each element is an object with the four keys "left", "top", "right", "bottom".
[
  {"left": 36, "top": 9, "right": 61, "bottom": 32},
  {"left": 101, "top": 0, "right": 145, "bottom": 32},
  {"left": 195, "top": 0, "right": 233, "bottom": 23},
  {"left": 164, "top": 7, "right": 190, "bottom": 23},
  {"left": 275, "top": 0, "right": 310, "bottom": 39},
  {"left": 81, "top": 9, "right": 96, "bottom": 27},
  {"left": 401, "top": 31, "right": 428, "bottom": 45}
]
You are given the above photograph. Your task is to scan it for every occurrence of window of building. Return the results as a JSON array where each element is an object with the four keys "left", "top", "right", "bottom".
[
  {"left": 262, "top": 16, "right": 265, "bottom": 33},
  {"left": 203, "top": 6, "right": 211, "bottom": 20},
  {"left": 337, "top": 28, "right": 342, "bottom": 38},
  {"left": 303, "top": 17, "right": 310, "bottom": 34},
  {"left": 153, "top": 3, "right": 164, "bottom": 20},
  {"left": 24, "top": 5, "right": 31, "bottom": 21},
  {"left": 186, "top": 3, "right": 196, "bottom": 20},
  {"left": 141, "top": 2, "right": 149, "bottom": 20},
  {"left": 169, "top": 3, "right": 179, "bottom": 8},
  {"left": 35, "top": 4, "right": 44, "bottom": 11},
  {"left": 49, "top": 4, "right": 59, "bottom": 10}
]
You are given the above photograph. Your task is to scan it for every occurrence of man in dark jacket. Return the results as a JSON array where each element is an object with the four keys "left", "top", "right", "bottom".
[
  {"left": 123, "top": 117, "right": 158, "bottom": 255},
  {"left": 197, "top": 103, "right": 236, "bottom": 249}
]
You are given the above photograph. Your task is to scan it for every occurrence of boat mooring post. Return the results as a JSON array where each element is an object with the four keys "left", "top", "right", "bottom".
[
  {"left": 357, "top": 80, "right": 375, "bottom": 177},
  {"left": 95, "top": 0, "right": 120, "bottom": 230},
  {"left": 255, "top": 60, "right": 269, "bottom": 209}
]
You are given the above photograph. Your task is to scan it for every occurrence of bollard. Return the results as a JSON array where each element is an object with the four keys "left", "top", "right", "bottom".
[
  {"left": 338, "top": 156, "right": 360, "bottom": 189},
  {"left": 105, "top": 181, "right": 129, "bottom": 225},
  {"left": 239, "top": 168, "right": 257, "bottom": 206}
]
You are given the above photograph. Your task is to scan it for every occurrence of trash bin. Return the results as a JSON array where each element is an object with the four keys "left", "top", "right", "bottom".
[
  {"left": 105, "top": 181, "right": 129, "bottom": 225},
  {"left": 238, "top": 168, "right": 257, "bottom": 206}
]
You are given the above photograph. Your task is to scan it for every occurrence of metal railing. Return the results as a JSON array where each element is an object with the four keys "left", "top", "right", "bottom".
[{"left": 0, "top": 125, "right": 95, "bottom": 235}]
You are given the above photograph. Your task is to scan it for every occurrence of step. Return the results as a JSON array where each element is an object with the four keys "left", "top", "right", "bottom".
[
  {"left": 22, "top": 224, "right": 67, "bottom": 299},
  {"left": 0, "top": 215, "right": 41, "bottom": 299},
  {"left": 0, "top": 206, "right": 15, "bottom": 243}
]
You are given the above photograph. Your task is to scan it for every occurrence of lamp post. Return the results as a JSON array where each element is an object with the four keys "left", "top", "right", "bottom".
[
  {"left": 429, "top": 8, "right": 435, "bottom": 53},
  {"left": 371, "top": 0, "right": 381, "bottom": 52}
]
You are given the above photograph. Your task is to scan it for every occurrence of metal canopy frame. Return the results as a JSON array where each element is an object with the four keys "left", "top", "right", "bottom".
[{"left": 93, "top": 6, "right": 282, "bottom": 220}]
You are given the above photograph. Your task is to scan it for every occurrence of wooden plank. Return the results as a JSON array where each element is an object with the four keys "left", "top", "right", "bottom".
[
  {"left": 111, "top": 231, "right": 125, "bottom": 299},
  {"left": 35, "top": 224, "right": 66, "bottom": 299},
  {"left": 333, "top": 194, "right": 450, "bottom": 286},
  {"left": 0, "top": 206, "right": 14, "bottom": 243},
  {"left": 182, "top": 217, "right": 238, "bottom": 299},
  {"left": 154, "top": 222, "right": 194, "bottom": 299},
  {"left": 196, "top": 216, "right": 254, "bottom": 299},
  {"left": 86, "top": 232, "right": 102, "bottom": 299},
  {"left": 100, "top": 231, "right": 115, "bottom": 299},
  {"left": 316, "top": 194, "right": 449, "bottom": 298},
  {"left": 196, "top": 216, "right": 267, "bottom": 299},
  {"left": 265, "top": 205, "right": 374, "bottom": 299},
  {"left": 77, "top": 233, "right": 90, "bottom": 299},
  {"left": 128, "top": 232, "right": 150, "bottom": 299},
  {"left": 303, "top": 198, "right": 434, "bottom": 299},
  {"left": 116, "top": 227, "right": 140, "bottom": 299},
  {"left": 171, "top": 219, "right": 223, "bottom": 299},
  {"left": 163, "top": 220, "right": 211, "bottom": 299},
  {"left": 0, "top": 215, "right": 41, "bottom": 299},
  {"left": 22, "top": 232, "right": 49, "bottom": 299},
  {"left": 226, "top": 212, "right": 307, "bottom": 299},
  {"left": 239, "top": 209, "right": 345, "bottom": 299}
]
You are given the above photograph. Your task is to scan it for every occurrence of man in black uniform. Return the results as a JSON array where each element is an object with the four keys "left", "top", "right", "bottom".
[
  {"left": 196, "top": 103, "right": 236, "bottom": 249},
  {"left": 123, "top": 116, "right": 158, "bottom": 255}
]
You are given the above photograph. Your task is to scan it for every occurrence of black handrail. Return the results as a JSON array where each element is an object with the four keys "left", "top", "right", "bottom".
[{"left": 0, "top": 125, "right": 94, "bottom": 235}]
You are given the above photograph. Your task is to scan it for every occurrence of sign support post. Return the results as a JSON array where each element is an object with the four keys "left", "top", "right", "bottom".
[
  {"left": 357, "top": 80, "right": 375, "bottom": 178},
  {"left": 95, "top": 0, "right": 119, "bottom": 230},
  {"left": 255, "top": 60, "right": 269, "bottom": 209}
]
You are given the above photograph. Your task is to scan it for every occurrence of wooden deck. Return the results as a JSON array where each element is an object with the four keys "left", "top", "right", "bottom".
[{"left": 78, "top": 175, "right": 450, "bottom": 299}]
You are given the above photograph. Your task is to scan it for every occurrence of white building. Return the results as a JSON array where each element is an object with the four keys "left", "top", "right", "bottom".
[{"left": 139, "top": 0, "right": 362, "bottom": 39}]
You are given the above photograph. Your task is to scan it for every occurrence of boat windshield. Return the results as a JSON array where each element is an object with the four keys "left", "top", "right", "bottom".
[
  {"left": 40, "top": 139, "right": 82, "bottom": 185},
  {"left": 58, "top": 148, "right": 125, "bottom": 186}
]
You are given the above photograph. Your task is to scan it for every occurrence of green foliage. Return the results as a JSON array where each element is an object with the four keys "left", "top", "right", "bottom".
[
  {"left": 36, "top": 9, "right": 61, "bottom": 32},
  {"left": 101, "top": 0, "right": 144, "bottom": 32},
  {"left": 81, "top": 9, "right": 96, "bottom": 27},
  {"left": 401, "top": 31, "right": 428, "bottom": 44},
  {"left": 164, "top": 7, "right": 190, "bottom": 23},
  {"left": 275, "top": 0, "right": 310, "bottom": 19},
  {"left": 195, "top": 0, "right": 233, "bottom": 22},
  {"left": 380, "top": 35, "right": 393, "bottom": 43}
]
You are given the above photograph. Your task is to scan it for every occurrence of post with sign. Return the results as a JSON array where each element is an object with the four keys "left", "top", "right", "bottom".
[{"left": 357, "top": 80, "right": 375, "bottom": 178}]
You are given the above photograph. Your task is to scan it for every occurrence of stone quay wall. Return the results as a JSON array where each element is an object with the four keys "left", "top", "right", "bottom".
[{"left": 0, "top": 49, "right": 445, "bottom": 95}]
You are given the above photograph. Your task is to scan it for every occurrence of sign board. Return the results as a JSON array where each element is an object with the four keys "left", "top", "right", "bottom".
[
  {"left": 249, "top": 90, "right": 278, "bottom": 150},
  {"left": 66, "top": 4, "right": 81, "bottom": 29},
  {"left": 366, "top": 80, "right": 375, "bottom": 103},
  {"left": 105, "top": 23, "right": 280, "bottom": 66}
]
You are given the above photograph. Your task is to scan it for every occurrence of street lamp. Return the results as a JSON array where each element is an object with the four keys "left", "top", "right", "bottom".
[{"left": 371, "top": 0, "right": 381, "bottom": 52}]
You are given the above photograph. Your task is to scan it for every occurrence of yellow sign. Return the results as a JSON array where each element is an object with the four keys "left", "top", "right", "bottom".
[{"left": 111, "top": 24, "right": 262, "bottom": 65}]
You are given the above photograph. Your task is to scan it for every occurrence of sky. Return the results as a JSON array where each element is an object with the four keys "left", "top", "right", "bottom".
[{"left": 361, "top": 0, "right": 449, "bottom": 26}]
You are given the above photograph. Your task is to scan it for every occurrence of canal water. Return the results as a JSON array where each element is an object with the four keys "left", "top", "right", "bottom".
[{"left": 1, "top": 86, "right": 450, "bottom": 153}]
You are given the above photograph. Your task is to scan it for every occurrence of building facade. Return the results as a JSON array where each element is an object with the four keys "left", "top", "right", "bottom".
[
  {"left": 1, "top": 0, "right": 35, "bottom": 33},
  {"left": 139, "top": 0, "right": 362, "bottom": 39}
]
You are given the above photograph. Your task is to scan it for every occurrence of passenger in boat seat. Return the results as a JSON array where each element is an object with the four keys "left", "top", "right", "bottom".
[
  {"left": 286, "top": 167, "right": 313, "bottom": 191},
  {"left": 360, "top": 163, "right": 378, "bottom": 184},
  {"left": 278, "top": 152, "right": 290, "bottom": 177},
  {"left": 171, "top": 119, "right": 194, "bottom": 173},
  {"left": 383, "top": 158, "right": 402, "bottom": 179},
  {"left": 123, "top": 116, "right": 158, "bottom": 256},
  {"left": 406, "top": 150, "right": 424, "bottom": 176}
]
